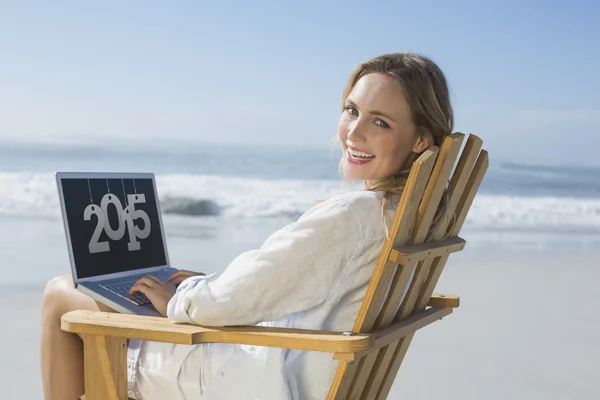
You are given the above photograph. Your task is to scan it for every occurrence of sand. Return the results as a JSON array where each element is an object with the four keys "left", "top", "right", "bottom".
[{"left": 0, "top": 287, "right": 44, "bottom": 399}]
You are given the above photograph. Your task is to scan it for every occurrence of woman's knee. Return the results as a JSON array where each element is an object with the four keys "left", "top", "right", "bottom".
[
  {"left": 43, "top": 273, "right": 71, "bottom": 299},
  {"left": 42, "top": 274, "right": 83, "bottom": 318}
]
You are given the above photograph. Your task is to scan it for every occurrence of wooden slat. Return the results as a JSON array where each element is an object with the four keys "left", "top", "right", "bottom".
[
  {"left": 333, "top": 307, "right": 452, "bottom": 361},
  {"left": 428, "top": 293, "right": 460, "bottom": 308},
  {"left": 412, "top": 133, "right": 466, "bottom": 242},
  {"left": 350, "top": 134, "right": 466, "bottom": 399},
  {"left": 345, "top": 259, "right": 418, "bottom": 397},
  {"left": 445, "top": 134, "right": 483, "bottom": 215},
  {"left": 450, "top": 150, "right": 490, "bottom": 236},
  {"left": 388, "top": 236, "right": 466, "bottom": 264},
  {"left": 375, "top": 144, "right": 489, "bottom": 400},
  {"left": 62, "top": 310, "right": 373, "bottom": 354},
  {"left": 83, "top": 334, "right": 128, "bottom": 400},
  {"left": 326, "top": 147, "right": 439, "bottom": 400}
]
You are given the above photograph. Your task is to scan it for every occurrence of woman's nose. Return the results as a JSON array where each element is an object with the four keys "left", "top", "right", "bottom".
[{"left": 347, "top": 120, "right": 367, "bottom": 143}]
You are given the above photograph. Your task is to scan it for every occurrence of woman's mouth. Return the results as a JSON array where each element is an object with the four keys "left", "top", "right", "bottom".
[{"left": 347, "top": 147, "right": 375, "bottom": 165}]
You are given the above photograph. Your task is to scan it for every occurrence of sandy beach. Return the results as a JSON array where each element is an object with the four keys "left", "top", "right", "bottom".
[{"left": 1, "top": 232, "right": 598, "bottom": 399}]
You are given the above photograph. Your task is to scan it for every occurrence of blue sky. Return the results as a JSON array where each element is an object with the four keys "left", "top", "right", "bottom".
[{"left": 1, "top": 1, "right": 598, "bottom": 165}]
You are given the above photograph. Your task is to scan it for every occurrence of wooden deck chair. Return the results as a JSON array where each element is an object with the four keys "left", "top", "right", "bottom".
[{"left": 63, "top": 133, "right": 489, "bottom": 400}]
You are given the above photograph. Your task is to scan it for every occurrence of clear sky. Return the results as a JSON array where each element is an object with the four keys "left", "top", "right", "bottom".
[{"left": 1, "top": 1, "right": 598, "bottom": 165}]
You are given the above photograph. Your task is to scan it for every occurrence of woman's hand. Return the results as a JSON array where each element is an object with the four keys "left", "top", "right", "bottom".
[
  {"left": 166, "top": 270, "right": 206, "bottom": 286},
  {"left": 129, "top": 275, "right": 177, "bottom": 317}
]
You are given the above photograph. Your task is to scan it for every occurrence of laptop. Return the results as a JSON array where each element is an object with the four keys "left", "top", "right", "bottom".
[{"left": 56, "top": 172, "right": 179, "bottom": 316}]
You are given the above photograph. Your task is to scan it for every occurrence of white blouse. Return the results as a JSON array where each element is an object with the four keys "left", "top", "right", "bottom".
[{"left": 127, "top": 190, "right": 394, "bottom": 400}]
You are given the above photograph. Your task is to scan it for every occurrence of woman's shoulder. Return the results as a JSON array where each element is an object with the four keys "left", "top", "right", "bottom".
[
  {"left": 299, "top": 190, "right": 386, "bottom": 228},
  {"left": 335, "top": 189, "right": 385, "bottom": 204},
  {"left": 324, "top": 190, "right": 386, "bottom": 215}
]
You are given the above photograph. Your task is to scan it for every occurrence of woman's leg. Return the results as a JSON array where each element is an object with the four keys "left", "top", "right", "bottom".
[{"left": 40, "top": 274, "right": 114, "bottom": 400}]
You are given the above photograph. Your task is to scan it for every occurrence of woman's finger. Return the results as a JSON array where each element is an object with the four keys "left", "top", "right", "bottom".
[
  {"left": 166, "top": 270, "right": 201, "bottom": 283},
  {"left": 133, "top": 276, "right": 152, "bottom": 288},
  {"left": 168, "top": 276, "right": 188, "bottom": 286},
  {"left": 169, "top": 273, "right": 204, "bottom": 286},
  {"left": 129, "top": 280, "right": 156, "bottom": 296},
  {"left": 165, "top": 272, "right": 181, "bottom": 282},
  {"left": 145, "top": 275, "right": 163, "bottom": 284},
  {"left": 166, "top": 272, "right": 190, "bottom": 283},
  {"left": 129, "top": 283, "right": 147, "bottom": 296},
  {"left": 166, "top": 270, "right": 195, "bottom": 279}
]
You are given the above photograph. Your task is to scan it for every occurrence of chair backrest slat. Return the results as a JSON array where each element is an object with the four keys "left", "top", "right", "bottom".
[
  {"left": 451, "top": 149, "right": 489, "bottom": 236},
  {"left": 412, "top": 133, "right": 466, "bottom": 242},
  {"left": 445, "top": 134, "right": 484, "bottom": 219}
]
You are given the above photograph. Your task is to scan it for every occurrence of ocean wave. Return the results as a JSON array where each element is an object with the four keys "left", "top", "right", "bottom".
[
  {"left": 0, "top": 172, "right": 340, "bottom": 220},
  {"left": 465, "top": 194, "right": 600, "bottom": 233},
  {"left": 0, "top": 172, "right": 599, "bottom": 234},
  {"left": 161, "top": 197, "right": 222, "bottom": 217}
]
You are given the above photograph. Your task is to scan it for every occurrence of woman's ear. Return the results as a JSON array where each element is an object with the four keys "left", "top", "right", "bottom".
[{"left": 412, "top": 134, "right": 432, "bottom": 154}]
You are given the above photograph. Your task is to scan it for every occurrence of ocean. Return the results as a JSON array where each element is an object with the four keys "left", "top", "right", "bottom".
[{"left": 0, "top": 139, "right": 599, "bottom": 286}]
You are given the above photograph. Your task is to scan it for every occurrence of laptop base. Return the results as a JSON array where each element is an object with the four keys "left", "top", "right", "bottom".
[{"left": 77, "top": 266, "right": 179, "bottom": 317}]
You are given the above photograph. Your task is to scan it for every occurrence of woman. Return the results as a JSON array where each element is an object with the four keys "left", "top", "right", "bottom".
[{"left": 41, "top": 51, "right": 454, "bottom": 400}]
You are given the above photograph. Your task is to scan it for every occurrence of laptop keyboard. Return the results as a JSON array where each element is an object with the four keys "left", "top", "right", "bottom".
[{"left": 100, "top": 270, "right": 174, "bottom": 306}]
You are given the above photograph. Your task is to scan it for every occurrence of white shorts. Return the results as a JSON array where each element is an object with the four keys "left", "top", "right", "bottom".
[{"left": 127, "top": 339, "right": 266, "bottom": 400}]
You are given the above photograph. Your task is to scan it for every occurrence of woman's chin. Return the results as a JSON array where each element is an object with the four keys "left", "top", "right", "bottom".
[
  {"left": 342, "top": 166, "right": 372, "bottom": 182},
  {"left": 342, "top": 168, "right": 362, "bottom": 182},
  {"left": 343, "top": 173, "right": 371, "bottom": 182}
]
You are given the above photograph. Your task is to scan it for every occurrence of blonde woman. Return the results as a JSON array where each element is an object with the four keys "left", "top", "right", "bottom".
[{"left": 40, "top": 51, "right": 454, "bottom": 400}]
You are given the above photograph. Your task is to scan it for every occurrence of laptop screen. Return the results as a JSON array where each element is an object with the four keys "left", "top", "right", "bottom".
[{"left": 59, "top": 175, "right": 168, "bottom": 280}]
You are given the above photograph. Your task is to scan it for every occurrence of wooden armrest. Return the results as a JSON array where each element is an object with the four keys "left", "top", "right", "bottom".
[
  {"left": 429, "top": 293, "right": 459, "bottom": 308},
  {"left": 62, "top": 292, "right": 457, "bottom": 359},
  {"left": 333, "top": 307, "right": 453, "bottom": 361},
  {"left": 389, "top": 236, "right": 466, "bottom": 265},
  {"left": 61, "top": 310, "right": 373, "bottom": 354}
]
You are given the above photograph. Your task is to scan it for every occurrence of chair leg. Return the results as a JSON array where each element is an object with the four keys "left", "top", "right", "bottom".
[{"left": 82, "top": 334, "right": 129, "bottom": 400}]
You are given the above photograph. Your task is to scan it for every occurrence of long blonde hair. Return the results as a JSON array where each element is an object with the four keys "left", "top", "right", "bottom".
[{"left": 336, "top": 52, "right": 455, "bottom": 239}]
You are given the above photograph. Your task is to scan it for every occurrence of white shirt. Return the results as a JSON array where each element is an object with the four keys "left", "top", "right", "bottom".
[{"left": 127, "top": 190, "right": 394, "bottom": 400}]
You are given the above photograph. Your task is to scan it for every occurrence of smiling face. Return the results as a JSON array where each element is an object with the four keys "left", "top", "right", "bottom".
[{"left": 337, "top": 72, "right": 430, "bottom": 183}]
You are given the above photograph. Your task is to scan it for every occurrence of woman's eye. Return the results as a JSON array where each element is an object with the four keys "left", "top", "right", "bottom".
[
  {"left": 346, "top": 107, "right": 358, "bottom": 116},
  {"left": 376, "top": 120, "right": 390, "bottom": 128}
]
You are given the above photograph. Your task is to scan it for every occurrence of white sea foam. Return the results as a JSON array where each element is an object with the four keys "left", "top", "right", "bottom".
[
  {"left": 0, "top": 172, "right": 341, "bottom": 220},
  {"left": 1, "top": 172, "right": 599, "bottom": 234},
  {"left": 466, "top": 194, "right": 600, "bottom": 233}
]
